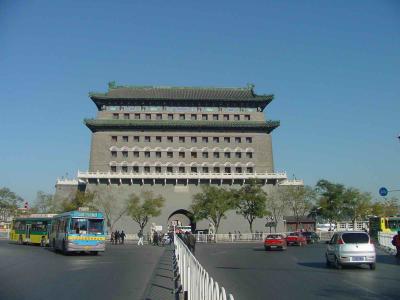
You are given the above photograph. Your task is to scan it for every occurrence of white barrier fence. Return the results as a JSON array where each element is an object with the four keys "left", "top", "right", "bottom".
[
  {"left": 378, "top": 232, "right": 396, "bottom": 254},
  {"left": 174, "top": 233, "right": 234, "bottom": 300},
  {"left": 195, "top": 231, "right": 334, "bottom": 243}
]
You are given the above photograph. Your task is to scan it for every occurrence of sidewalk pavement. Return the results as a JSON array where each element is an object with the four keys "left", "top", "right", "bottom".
[{"left": 142, "top": 245, "right": 179, "bottom": 300}]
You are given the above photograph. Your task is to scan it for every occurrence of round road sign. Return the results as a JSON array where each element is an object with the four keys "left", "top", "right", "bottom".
[{"left": 379, "top": 187, "right": 388, "bottom": 197}]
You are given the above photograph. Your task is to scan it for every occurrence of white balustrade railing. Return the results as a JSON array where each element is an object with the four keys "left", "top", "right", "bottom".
[
  {"left": 78, "top": 170, "right": 288, "bottom": 180},
  {"left": 378, "top": 232, "right": 396, "bottom": 253},
  {"left": 174, "top": 233, "right": 234, "bottom": 300}
]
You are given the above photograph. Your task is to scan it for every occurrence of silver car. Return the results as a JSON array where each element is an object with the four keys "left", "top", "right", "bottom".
[{"left": 325, "top": 231, "right": 376, "bottom": 270}]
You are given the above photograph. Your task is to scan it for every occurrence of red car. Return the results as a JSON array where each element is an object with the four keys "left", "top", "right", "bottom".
[
  {"left": 264, "top": 234, "right": 287, "bottom": 250},
  {"left": 286, "top": 232, "right": 307, "bottom": 246}
]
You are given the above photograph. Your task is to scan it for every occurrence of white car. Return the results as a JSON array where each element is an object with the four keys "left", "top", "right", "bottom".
[{"left": 326, "top": 231, "right": 376, "bottom": 270}]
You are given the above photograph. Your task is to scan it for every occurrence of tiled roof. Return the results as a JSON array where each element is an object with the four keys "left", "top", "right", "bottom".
[
  {"left": 89, "top": 83, "right": 273, "bottom": 107},
  {"left": 84, "top": 119, "right": 280, "bottom": 134},
  {"left": 90, "top": 83, "right": 270, "bottom": 100}
]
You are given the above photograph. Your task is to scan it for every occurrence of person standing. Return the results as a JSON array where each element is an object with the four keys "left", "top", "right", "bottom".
[
  {"left": 115, "top": 231, "right": 120, "bottom": 245},
  {"left": 137, "top": 230, "right": 144, "bottom": 246},
  {"left": 392, "top": 230, "right": 400, "bottom": 257},
  {"left": 120, "top": 230, "right": 126, "bottom": 244},
  {"left": 186, "top": 232, "right": 196, "bottom": 254}
]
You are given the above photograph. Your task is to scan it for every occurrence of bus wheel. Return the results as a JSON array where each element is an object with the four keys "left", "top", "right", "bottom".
[
  {"left": 40, "top": 237, "right": 46, "bottom": 247},
  {"left": 18, "top": 235, "right": 23, "bottom": 245},
  {"left": 90, "top": 251, "right": 98, "bottom": 256}
]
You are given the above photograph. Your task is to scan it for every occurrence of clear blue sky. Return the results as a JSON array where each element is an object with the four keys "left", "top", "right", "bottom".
[{"left": 1, "top": 1, "right": 399, "bottom": 204}]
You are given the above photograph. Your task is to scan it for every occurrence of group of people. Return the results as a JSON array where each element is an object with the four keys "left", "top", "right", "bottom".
[{"left": 110, "top": 230, "right": 126, "bottom": 244}]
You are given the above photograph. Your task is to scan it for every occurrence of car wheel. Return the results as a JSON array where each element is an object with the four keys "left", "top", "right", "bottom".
[
  {"left": 334, "top": 257, "right": 342, "bottom": 270},
  {"left": 369, "top": 263, "right": 376, "bottom": 270},
  {"left": 264, "top": 246, "right": 269, "bottom": 251}
]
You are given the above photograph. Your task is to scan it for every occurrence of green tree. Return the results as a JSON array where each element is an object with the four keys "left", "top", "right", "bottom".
[
  {"left": 191, "top": 185, "right": 235, "bottom": 234},
  {"left": 0, "top": 187, "right": 24, "bottom": 221},
  {"left": 32, "top": 191, "right": 61, "bottom": 213},
  {"left": 371, "top": 197, "right": 399, "bottom": 216},
  {"left": 127, "top": 191, "right": 165, "bottom": 233},
  {"left": 234, "top": 180, "right": 269, "bottom": 233},
  {"left": 267, "top": 187, "right": 289, "bottom": 232},
  {"left": 342, "top": 188, "right": 372, "bottom": 228},
  {"left": 61, "top": 191, "right": 96, "bottom": 212},
  {"left": 315, "top": 179, "right": 347, "bottom": 227},
  {"left": 94, "top": 187, "right": 129, "bottom": 232},
  {"left": 283, "top": 185, "right": 315, "bottom": 230}
]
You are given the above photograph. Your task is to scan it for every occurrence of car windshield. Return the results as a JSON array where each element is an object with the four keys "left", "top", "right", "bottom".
[
  {"left": 342, "top": 233, "right": 369, "bottom": 244},
  {"left": 289, "top": 233, "right": 298, "bottom": 236},
  {"left": 88, "top": 219, "right": 104, "bottom": 234}
]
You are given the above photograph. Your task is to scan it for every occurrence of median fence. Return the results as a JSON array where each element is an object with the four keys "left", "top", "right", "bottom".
[
  {"left": 378, "top": 232, "right": 396, "bottom": 254},
  {"left": 173, "top": 233, "right": 234, "bottom": 300},
  {"left": 194, "top": 231, "right": 334, "bottom": 243}
]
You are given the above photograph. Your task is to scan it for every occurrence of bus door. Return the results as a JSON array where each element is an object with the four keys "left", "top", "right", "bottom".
[{"left": 26, "top": 224, "right": 31, "bottom": 240}]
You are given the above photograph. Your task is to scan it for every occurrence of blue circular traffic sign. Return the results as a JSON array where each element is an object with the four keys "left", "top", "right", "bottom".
[{"left": 379, "top": 187, "right": 388, "bottom": 197}]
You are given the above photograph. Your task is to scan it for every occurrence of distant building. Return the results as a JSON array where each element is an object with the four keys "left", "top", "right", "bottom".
[
  {"left": 55, "top": 83, "right": 303, "bottom": 233},
  {"left": 284, "top": 216, "right": 316, "bottom": 232}
]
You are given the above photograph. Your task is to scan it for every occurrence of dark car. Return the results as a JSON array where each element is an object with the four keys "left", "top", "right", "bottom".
[{"left": 302, "top": 231, "right": 320, "bottom": 244}]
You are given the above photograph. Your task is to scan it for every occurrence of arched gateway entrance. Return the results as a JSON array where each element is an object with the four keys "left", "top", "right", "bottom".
[{"left": 167, "top": 209, "right": 196, "bottom": 232}]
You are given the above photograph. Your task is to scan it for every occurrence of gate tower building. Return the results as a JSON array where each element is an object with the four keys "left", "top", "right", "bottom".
[{"left": 55, "top": 83, "right": 303, "bottom": 233}]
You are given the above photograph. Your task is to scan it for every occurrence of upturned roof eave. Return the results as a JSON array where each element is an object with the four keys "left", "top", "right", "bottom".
[{"left": 89, "top": 95, "right": 274, "bottom": 110}]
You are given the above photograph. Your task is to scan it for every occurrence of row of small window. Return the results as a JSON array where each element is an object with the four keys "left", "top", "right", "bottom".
[
  {"left": 111, "top": 113, "right": 251, "bottom": 121},
  {"left": 112, "top": 135, "right": 252, "bottom": 143},
  {"left": 103, "top": 105, "right": 257, "bottom": 113},
  {"left": 110, "top": 166, "right": 254, "bottom": 174},
  {"left": 111, "top": 151, "right": 253, "bottom": 159}
]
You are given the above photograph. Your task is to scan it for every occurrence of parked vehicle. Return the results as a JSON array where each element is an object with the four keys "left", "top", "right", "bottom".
[
  {"left": 325, "top": 231, "right": 376, "bottom": 270},
  {"left": 286, "top": 232, "right": 307, "bottom": 246},
  {"left": 302, "top": 231, "right": 320, "bottom": 244},
  {"left": 264, "top": 234, "right": 287, "bottom": 250}
]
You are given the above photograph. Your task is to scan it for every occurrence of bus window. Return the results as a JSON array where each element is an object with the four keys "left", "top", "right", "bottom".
[
  {"left": 88, "top": 219, "right": 104, "bottom": 234},
  {"left": 70, "top": 218, "right": 87, "bottom": 234},
  {"left": 31, "top": 222, "right": 47, "bottom": 232}
]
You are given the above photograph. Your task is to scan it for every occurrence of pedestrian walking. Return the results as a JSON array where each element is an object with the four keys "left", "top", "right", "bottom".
[
  {"left": 115, "top": 231, "right": 120, "bottom": 245},
  {"left": 120, "top": 230, "right": 126, "bottom": 244},
  {"left": 137, "top": 230, "right": 144, "bottom": 246},
  {"left": 185, "top": 232, "right": 196, "bottom": 254},
  {"left": 392, "top": 230, "right": 400, "bottom": 257},
  {"left": 153, "top": 231, "right": 159, "bottom": 246},
  {"left": 110, "top": 231, "right": 115, "bottom": 244}
]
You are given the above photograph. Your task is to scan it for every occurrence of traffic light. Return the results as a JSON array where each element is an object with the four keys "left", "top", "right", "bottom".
[{"left": 24, "top": 202, "right": 29, "bottom": 210}]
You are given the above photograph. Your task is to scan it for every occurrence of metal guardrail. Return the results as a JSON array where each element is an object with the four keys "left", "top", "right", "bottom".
[
  {"left": 174, "top": 233, "right": 234, "bottom": 300},
  {"left": 195, "top": 231, "right": 334, "bottom": 243},
  {"left": 378, "top": 232, "right": 397, "bottom": 254}
]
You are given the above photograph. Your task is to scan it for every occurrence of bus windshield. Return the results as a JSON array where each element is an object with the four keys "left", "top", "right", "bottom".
[
  {"left": 70, "top": 218, "right": 88, "bottom": 234},
  {"left": 88, "top": 219, "right": 104, "bottom": 234},
  {"left": 69, "top": 218, "right": 104, "bottom": 234}
]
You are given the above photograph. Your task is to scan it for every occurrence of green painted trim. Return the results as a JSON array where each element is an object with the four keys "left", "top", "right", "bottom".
[{"left": 84, "top": 119, "right": 280, "bottom": 133}]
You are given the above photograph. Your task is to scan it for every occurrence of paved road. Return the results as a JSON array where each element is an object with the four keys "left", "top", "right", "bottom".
[
  {"left": 0, "top": 240, "right": 171, "bottom": 300},
  {"left": 195, "top": 242, "right": 400, "bottom": 300}
]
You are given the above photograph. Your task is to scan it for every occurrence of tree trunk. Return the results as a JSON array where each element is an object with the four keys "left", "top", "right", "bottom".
[{"left": 249, "top": 220, "right": 253, "bottom": 233}]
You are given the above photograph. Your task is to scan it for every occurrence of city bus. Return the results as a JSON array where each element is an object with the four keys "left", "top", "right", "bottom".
[
  {"left": 49, "top": 210, "right": 106, "bottom": 254},
  {"left": 369, "top": 216, "right": 400, "bottom": 239},
  {"left": 10, "top": 214, "right": 56, "bottom": 246}
]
